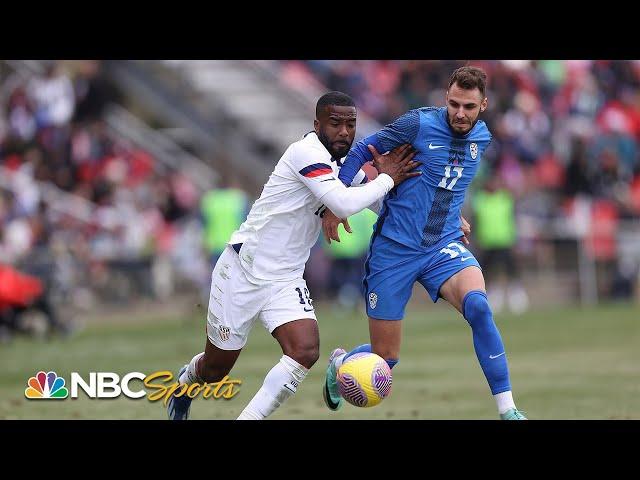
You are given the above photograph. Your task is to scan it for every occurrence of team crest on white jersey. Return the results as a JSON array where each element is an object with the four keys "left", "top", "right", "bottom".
[
  {"left": 369, "top": 292, "right": 378, "bottom": 309},
  {"left": 470, "top": 143, "right": 478, "bottom": 159}
]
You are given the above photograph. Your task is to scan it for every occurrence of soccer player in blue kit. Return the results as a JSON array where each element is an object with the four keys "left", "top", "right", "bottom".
[{"left": 322, "top": 66, "right": 526, "bottom": 419}]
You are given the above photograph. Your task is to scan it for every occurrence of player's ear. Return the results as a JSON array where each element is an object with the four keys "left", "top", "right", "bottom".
[
  {"left": 314, "top": 118, "right": 319, "bottom": 133},
  {"left": 480, "top": 97, "right": 488, "bottom": 113}
]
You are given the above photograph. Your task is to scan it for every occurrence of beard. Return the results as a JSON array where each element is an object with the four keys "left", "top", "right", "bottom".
[
  {"left": 318, "top": 130, "right": 351, "bottom": 158},
  {"left": 448, "top": 115, "right": 476, "bottom": 134}
]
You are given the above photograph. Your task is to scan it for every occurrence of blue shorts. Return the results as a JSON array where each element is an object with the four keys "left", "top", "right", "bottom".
[{"left": 363, "top": 235, "right": 481, "bottom": 320}]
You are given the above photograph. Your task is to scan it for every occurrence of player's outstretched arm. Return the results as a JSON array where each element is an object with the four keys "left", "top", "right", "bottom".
[
  {"left": 338, "top": 133, "right": 380, "bottom": 186},
  {"left": 318, "top": 144, "right": 419, "bottom": 219},
  {"left": 338, "top": 109, "right": 421, "bottom": 186}
]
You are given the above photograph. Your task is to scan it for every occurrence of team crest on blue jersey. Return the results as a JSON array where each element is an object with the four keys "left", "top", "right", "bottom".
[
  {"left": 369, "top": 292, "right": 378, "bottom": 309},
  {"left": 470, "top": 143, "right": 478, "bottom": 159}
]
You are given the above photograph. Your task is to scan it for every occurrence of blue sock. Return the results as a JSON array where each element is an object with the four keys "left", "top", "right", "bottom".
[
  {"left": 343, "top": 344, "right": 398, "bottom": 370},
  {"left": 462, "top": 290, "right": 511, "bottom": 395}
]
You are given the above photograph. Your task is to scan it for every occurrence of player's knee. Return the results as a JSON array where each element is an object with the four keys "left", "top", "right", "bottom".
[
  {"left": 284, "top": 343, "right": 319, "bottom": 370},
  {"left": 462, "top": 290, "right": 493, "bottom": 326}
]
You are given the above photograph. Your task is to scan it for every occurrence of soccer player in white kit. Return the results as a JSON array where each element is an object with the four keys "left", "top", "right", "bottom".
[{"left": 168, "top": 92, "right": 419, "bottom": 420}]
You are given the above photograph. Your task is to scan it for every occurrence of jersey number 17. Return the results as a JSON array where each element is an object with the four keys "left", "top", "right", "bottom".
[{"left": 438, "top": 166, "right": 464, "bottom": 190}]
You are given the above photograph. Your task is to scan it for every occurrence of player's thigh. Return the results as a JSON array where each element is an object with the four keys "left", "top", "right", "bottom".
[
  {"left": 439, "top": 265, "right": 485, "bottom": 314},
  {"left": 418, "top": 240, "right": 484, "bottom": 312},
  {"left": 260, "top": 277, "right": 318, "bottom": 345},
  {"left": 364, "top": 246, "right": 422, "bottom": 321},
  {"left": 369, "top": 316, "right": 402, "bottom": 360},
  {"left": 207, "top": 246, "right": 265, "bottom": 350}
]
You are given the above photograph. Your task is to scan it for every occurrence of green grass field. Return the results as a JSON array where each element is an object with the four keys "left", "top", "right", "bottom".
[{"left": 1, "top": 301, "right": 638, "bottom": 419}]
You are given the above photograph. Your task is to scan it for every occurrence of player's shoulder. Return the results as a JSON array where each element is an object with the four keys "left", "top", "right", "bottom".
[
  {"left": 394, "top": 106, "right": 440, "bottom": 121},
  {"left": 416, "top": 106, "right": 443, "bottom": 116},
  {"left": 471, "top": 119, "right": 492, "bottom": 141},
  {"left": 283, "top": 132, "right": 335, "bottom": 180},
  {"left": 288, "top": 131, "right": 330, "bottom": 160},
  {"left": 385, "top": 108, "right": 434, "bottom": 134},
  {"left": 410, "top": 106, "right": 445, "bottom": 128}
]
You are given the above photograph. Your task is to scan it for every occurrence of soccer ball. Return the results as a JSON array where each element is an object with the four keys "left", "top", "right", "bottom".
[{"left": 337, "top": 352, "right": 392, "bottom": 408}]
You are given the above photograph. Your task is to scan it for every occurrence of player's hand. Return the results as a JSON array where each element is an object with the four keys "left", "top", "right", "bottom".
[
  {"left": 322, "top": 209, "right": 352, "bottom": 244},
  {"left": 460, "top": 215, "right": 471, "bottom": 245},
  {"left": 369, "top": 143, "right": 421, "bottom": 186}
]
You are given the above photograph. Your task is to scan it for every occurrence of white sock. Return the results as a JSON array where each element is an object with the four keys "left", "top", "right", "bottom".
[
  {"left": 237, "top": 355, "right": 308, "bottom": 420},
  {"left": 494, "top": 390, "right": 516, "bottom": 414},
  {"left": 179, "top": 352, "right": 204, "bottom": 385}
]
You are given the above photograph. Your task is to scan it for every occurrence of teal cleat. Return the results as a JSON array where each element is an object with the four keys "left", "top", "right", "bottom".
[
  {"left": 322, "top": 348, "right": 346, "bottom": 411},
  {"left": 167, "top": 365, "right": 192, "bottom": 420},
  {"left": 500, "top": 408, "right": 527, "bottom": 420}
]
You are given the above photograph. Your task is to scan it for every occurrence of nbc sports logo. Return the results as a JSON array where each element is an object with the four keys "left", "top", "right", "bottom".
[
  {"left": 22, "top": 369, "right": 242, "bottom": 403},
  {"left": 25, "top": 371, "right": 69, "bottom": 399}
]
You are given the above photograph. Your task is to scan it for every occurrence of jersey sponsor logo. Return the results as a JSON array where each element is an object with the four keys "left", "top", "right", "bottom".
[
  {"left": 428, "top": 143, "right": 445, "bottom": 150},
  {"left": 470, "top": 142, "right": 478, "bottom": 159},
  {"left": 369, "top": 292, "right": 378, "bottom": 309},
  {"left": 460, "top": 256, "right": 473, "bottom": 262},
  {"left": 299, "top": 163, "right": 333, "bottom": 178}
]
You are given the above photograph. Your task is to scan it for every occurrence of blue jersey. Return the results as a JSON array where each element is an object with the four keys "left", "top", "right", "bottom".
[{"left": 339, "top": 106, "right": 492, "bottom": 251}]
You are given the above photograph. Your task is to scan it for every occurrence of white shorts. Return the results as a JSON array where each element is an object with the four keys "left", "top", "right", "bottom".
[{"left": 206, "top": 245, "right": 317, "bottom": 350}]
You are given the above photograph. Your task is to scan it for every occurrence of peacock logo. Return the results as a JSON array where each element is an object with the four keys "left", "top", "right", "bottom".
[{"left": 25, "top": 371, "right": 69, "bottom": 399}]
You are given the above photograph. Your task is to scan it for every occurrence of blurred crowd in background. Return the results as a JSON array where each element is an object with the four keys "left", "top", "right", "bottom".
[
  {"left": 1, "top": 60, "right": 640, "bottom": 341},
  {"left": 0, "top": 61, "right": 209, "bottom": 339}
]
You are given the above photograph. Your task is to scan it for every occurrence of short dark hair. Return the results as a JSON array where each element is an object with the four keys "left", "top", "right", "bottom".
[
  {"left": 316, "top": 91, "right": 355, "bottom": 118},
  {"left": 448, "top": 66, "right": 487, "bottom": 98}
]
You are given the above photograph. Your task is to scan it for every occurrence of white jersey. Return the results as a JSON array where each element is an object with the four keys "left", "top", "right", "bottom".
[{"left": 229, "top": 132, "right": 369, "bottom": 282}]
